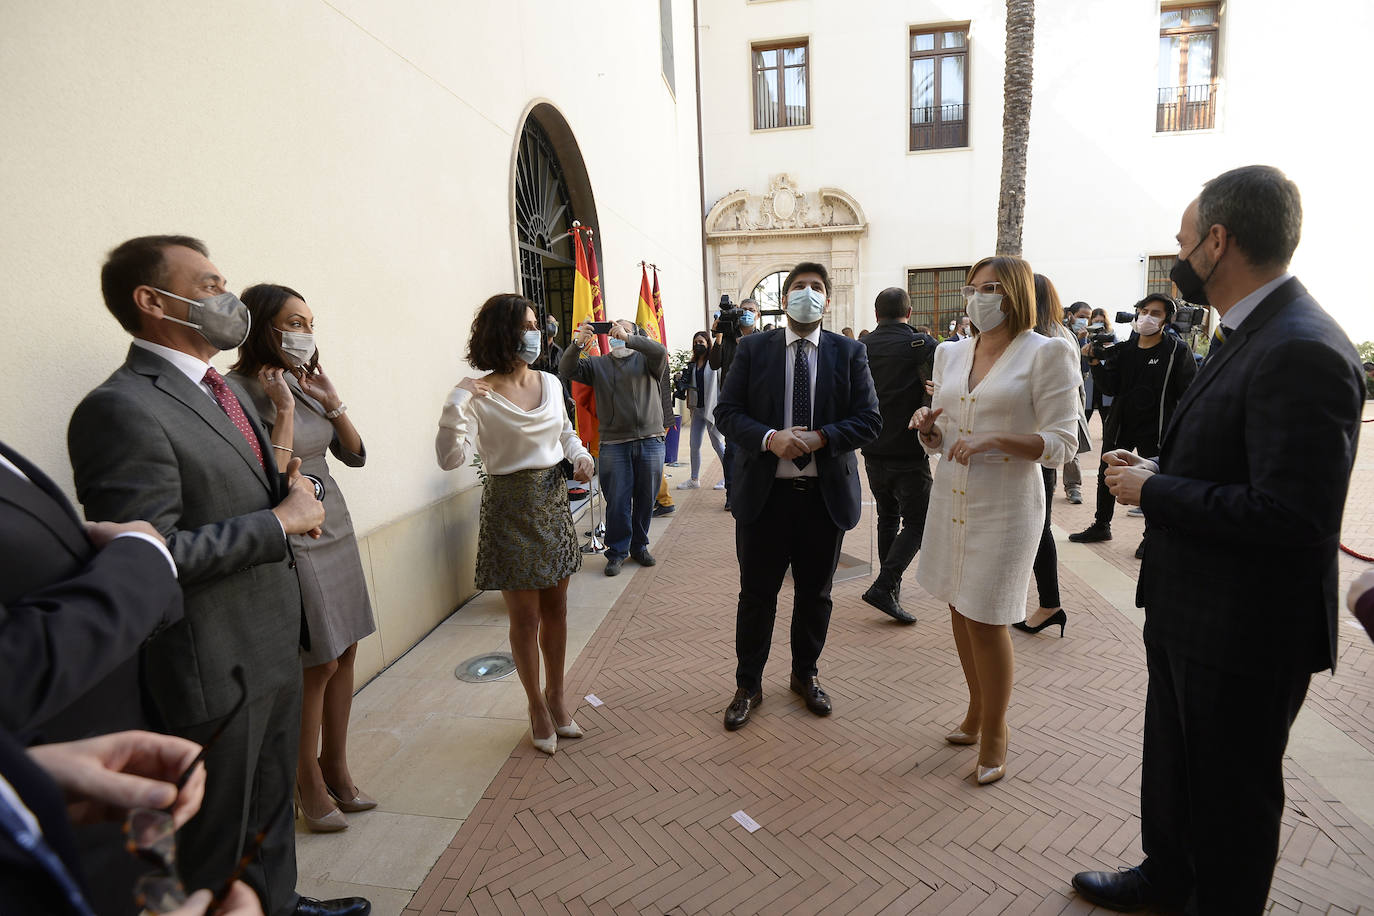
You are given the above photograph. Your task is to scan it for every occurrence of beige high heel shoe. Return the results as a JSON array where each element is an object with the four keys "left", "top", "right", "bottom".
[
  {"left": 294, "top": 784, "right": 348, "bottom": 832},
  {"left": 945, "top": 728, "right": 979, "bottom": 745},
  {"left": 545, "top": 689, "right": 584, "bottom": 739},
  {"left": 976, "top": 724, "right": 1009, "bottom": 786}
]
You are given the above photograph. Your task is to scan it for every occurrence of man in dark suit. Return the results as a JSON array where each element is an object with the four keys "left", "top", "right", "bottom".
[
  {"left": 858, "top": 288, "right": 938, "bottom": 624},
  {"left": 68, "top": 236, "right": 367, "bottom": 916},
  {"left": 1072, "top": 167, "right": 1365, "bottom": 913},
  {"left": 0, "top": 440, "right": 180, "bottom": 738},
  {"left": 714, "top": 262, "right": 882, "bottom": 730}
]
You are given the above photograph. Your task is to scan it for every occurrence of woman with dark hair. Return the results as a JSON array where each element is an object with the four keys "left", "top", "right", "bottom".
[
  {"left": 229, "top": 283, "right": 377, "bottom": 833},
  {"left": 1012, "top": 273, "right": 1088, "bottom": 638},
  {"left": 676, "top": 330, "right": 726, "bottom": 490},
  {"left": 909, "top": 256, "right": 1080, "bottom": 785},
  {"left": 436, "top": 294, "right": 595, "bottom": 755}
]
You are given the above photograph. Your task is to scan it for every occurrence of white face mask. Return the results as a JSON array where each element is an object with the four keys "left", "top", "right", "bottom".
[
  {"left": 279, "top": 329, "right": 316, "bottom": 367},
  {"left": 1133, "top": 314, "right": 1162, "bottom": 337},
  {"left": 786, "top": 287, "right": 826, "bottom": 324},
  {"left": 965, "top": 291, "right": 1006, "bottom": 332}
]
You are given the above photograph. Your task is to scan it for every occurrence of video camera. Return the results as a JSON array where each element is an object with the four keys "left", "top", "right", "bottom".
[
  {"left": 1087, "top": 313, "right": 1133, "bottom": 361},
  {"left": 1171, "top": 303, "right": 1206, "bottom": 335},
  {"left": 713, "top": 294, "right": 747, "bottom": 335}
]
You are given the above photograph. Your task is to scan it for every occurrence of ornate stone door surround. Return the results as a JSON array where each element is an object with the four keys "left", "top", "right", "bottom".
[{"left": 704, "top": 174, "right": 868, "bottom": 331}]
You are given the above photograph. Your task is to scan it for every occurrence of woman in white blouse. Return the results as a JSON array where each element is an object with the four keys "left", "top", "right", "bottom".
[
  {"left": 436, "top": 294, "right": 595, "bottom": 755},
  {"left": 909, "top": 256, "right": 1080, "bottom": 785}
]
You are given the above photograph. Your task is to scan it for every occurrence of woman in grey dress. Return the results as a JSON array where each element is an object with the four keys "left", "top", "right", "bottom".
[{"left": 231, "top": 284, "right": 378, "bottom": 832}]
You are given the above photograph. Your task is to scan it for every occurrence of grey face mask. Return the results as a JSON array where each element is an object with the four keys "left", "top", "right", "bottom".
[{"left": 154, "top": 288, "right": 252, "bottom": 351}]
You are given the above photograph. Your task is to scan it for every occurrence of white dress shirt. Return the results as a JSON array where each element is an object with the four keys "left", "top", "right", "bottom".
[
  {"left": 1218, "top": 272, "right": 1292, "bottom": 332},
  {"left": 131, "top": 339, "right": 217, "bottom": 400},
  {"left": 765, "top": 325, "right": 822, "bottom": 479}
]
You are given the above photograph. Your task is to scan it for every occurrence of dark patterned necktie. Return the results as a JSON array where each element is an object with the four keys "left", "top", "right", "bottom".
[
  {"left": 792, "top": 340, "right": 812, "bottom": 470},
  {"left": 203, "top": 368, "right": 265, "bottom": 468},
  {"left": 1204, "top": 324, "right": 1231, "bottom": 367}
]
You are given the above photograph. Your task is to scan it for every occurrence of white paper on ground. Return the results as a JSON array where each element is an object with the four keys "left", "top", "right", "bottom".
[
  {"left": 731, "top": 810, "right": 761, "bottom": 833},
  {"left": 585, "top": 694, "right": 604, "bottom": 707}
]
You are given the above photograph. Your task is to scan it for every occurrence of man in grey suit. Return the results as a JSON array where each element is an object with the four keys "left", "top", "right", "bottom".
[{"left": 68, "top": 236, "right": 369, "bottom": 916}]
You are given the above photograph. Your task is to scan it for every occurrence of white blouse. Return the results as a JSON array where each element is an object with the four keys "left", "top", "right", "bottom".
[{"left": 435, "top": 371, "right": 590, "bottom": 475}]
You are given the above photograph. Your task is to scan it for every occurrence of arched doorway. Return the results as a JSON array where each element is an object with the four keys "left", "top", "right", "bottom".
[{"left": 512, "top": 102, "right": 600, "bottom": 348}]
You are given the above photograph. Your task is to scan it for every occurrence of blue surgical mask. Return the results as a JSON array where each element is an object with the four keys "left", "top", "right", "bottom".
[
  {"left": 740, "top": 312, "right": 756, "bottom": 327},
  {"left": 608, "top": 338, "right": 627, "bottom": 349},
  {"left": 786, "top": 288, "right": 826, "bottom": 324},
  {"left": 1072, "top": 317, "right": 1088, "bottom": 331},
  {"left": 517, "top": 329, "right": 542, "bottom": 364}
]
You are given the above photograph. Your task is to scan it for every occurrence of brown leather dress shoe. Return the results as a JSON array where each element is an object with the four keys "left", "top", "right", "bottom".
[
  {"left": 789, "top": 673, "right": 832, "bottom": 716},
  {"left": 723, "top": 688, "right": 762, "bottom": 730}
]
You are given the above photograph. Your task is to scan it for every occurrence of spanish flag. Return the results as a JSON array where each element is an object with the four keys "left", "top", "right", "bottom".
[
  {"left": 652, "top": 267, "right": 667, "bottom": 345},
  {"left": 635, "top": 266, "right": 661, "bottom": 344},
  {"left": 570, "top": 227, "right": 607, "bottom": 454}
]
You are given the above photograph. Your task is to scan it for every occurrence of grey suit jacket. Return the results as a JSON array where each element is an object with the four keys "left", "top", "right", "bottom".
[{"left": 68, "top": 344, "right": 304, "bottom": 727}]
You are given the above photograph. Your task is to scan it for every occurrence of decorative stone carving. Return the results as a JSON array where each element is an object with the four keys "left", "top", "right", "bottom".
[
  {"left": 703, "top": 175, "right": 868, "bottom": 333},
  {"left": 705, "top": 176, "right": 866, "bottom": 238}
]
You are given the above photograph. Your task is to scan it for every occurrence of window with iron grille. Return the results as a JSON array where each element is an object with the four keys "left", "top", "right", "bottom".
[
  {"left": 1157, "top": 4, "right": 1218, "bottom": 132},
  {"left": 907, "top": 266, "right": 970, "bottom": 334},
  {"left": 910, "top": 27, "right": 968, "bottom": 151},
  {"left": 1145, "top": 256, "right": 1180, "bottom": 300},
  {"left": 753, "top": 41, "right": 809, "bottom": 129}
]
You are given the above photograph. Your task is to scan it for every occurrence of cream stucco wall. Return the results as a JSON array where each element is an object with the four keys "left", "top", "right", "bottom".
[
  {"left": 1, "top": 1, "right": 706, "bottom": 680},
  {"left": 699, "top": 0, "right": 1374, "bottom": 340}
]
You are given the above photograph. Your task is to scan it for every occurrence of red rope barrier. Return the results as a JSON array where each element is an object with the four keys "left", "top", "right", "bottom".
[{"left": 1341, "top": 544, "right": 1374, "bottom": 562}]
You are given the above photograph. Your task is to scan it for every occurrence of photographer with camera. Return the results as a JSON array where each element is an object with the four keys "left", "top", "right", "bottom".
[
  {"left": 709, "top": 296, "right": 760, "bottom": 509},
  {"left": 1068, "top": 294, "right": 1196, "bottom": 552}
]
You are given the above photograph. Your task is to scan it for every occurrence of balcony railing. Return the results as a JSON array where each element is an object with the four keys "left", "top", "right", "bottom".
[
  {"left": 910, "top": 103, "right": 968, "bottom": 150},
  {"left": 1157, "top": 83, "right": 1216, "bottom": 132}
]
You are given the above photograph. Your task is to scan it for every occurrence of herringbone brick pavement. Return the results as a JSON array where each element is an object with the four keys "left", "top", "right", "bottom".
[{"left": 405, "top": 414, "right": 1374, "bottom": 915}]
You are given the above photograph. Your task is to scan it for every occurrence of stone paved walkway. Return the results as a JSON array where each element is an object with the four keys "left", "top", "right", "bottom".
[{"left": 398, "top": 411, "right": 1374, "bottom": 915}]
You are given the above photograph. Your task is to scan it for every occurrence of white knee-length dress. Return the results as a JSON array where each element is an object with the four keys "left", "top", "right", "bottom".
[{"left": 915, "top": 331, "right": 1081, "bottom": 624}]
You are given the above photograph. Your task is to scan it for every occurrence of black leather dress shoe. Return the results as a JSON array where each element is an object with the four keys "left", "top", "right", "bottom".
[
  {"left": 295, "top": 897, "right": 371, "bottom": 916},
  {"left": 1071, "top": 867, "right": 1171, "bottom": 912},
  {"left": 789, "top": 673, "right": 832, "bottom": 716},
  {"left": 861, "top": 584, "right": 916, "bottom": 624},
  {"left": 723, "top": 688, "right": 761, "bottom": 730}
]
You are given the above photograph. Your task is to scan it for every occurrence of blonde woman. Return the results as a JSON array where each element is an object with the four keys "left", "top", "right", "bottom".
[{"left": 909, "top": 256, "right": 1080, "bottom": 785}]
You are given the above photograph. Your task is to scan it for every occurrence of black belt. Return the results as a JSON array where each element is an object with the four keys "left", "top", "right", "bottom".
[{"left": 774, "top": 476, "right": 819, "bottom": 492}]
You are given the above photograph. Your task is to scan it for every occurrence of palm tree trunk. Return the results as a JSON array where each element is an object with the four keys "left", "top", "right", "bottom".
[{"left": 996, "top": 0, "right": 1035, "bottom": 256}]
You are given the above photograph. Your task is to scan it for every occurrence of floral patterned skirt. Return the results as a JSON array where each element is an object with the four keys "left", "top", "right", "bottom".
[{"left": 476, "top": 465, "right": 582, "bottom": 591}]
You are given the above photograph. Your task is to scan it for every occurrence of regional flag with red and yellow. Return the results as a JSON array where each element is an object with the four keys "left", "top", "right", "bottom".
[
  {"left": 570, "top": 227, "right": 607, "bottom": 454},
  {"left": 651, "top": 268, "right": 667, "bottom": 345},
  {"left": 635, "top": 266, "right": 661, "bottom": 344}
]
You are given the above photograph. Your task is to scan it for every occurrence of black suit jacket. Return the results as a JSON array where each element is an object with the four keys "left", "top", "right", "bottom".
[
  {"left": 0, "top": 727, "right": 92, "bottom": 915},
  {"left": 0, "top": 440, "right": 180, "bottom": 739},
  {"left": 1138, "top": 278, "right": 1364, "bottom": 675},
  {"left": 714, "top": 328, "right": 882, "bottom": 530},
  {"left": 860, "top": 322, "right": 938, "bottom": 462}
]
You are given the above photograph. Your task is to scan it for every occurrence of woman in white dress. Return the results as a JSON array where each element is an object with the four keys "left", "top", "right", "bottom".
[
  {"left": 436, "top": 294, "right": 596, "bottom": 755},
  {"left": 910, "top": 256, "right": 1080, "bottom": 785}
]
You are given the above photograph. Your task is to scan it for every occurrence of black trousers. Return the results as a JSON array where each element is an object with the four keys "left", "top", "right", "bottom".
[
  {"left": 177, "top": 674, "right": 303, "bottom": 916},
  {"left": 1140, "top": 638, "right": 1310, "bottom": 915},
  {"left": 863, "top": 456, "right": 932, "bottom": 594},
  {"left": 1093, "top": 431, "right": 1158, "bottom": 526},
  {"left": 1031, "top": 467, "right": 1059, "bottom": 608},
  {"left": 734, "top": 478, "right": 844, "bottom": 691}
]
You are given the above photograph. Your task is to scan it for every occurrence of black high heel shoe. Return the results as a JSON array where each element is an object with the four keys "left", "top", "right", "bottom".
[{"left": 1012, "top": 609, "right": 1067, "bottom": 637}]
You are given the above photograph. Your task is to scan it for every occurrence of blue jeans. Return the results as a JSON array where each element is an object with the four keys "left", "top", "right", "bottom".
[
  {"left": 598, "top": 438, "right": 664, "bottom": 560},
  {"left": 689, "top": 407, "right": 725, "bottom": 480}
]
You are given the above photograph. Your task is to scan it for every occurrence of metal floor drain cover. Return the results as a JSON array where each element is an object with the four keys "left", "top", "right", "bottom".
[{"left": 455, "top": 653, "right": 517, "bottom": 683}]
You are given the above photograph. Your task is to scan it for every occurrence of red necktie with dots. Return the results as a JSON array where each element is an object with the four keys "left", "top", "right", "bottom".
[{"left": 202, "top": 367, "right": 265, "bottom": 469}]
